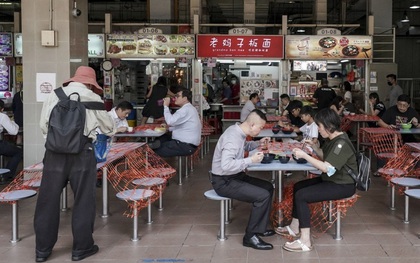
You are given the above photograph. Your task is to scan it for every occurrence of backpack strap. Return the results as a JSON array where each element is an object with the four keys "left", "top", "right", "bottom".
[
  {"left": 82, "top": 101, "right": 106, "bottom": 111},
  {"left": 54, "top": 87, "right": 105, "bottom": 110},
  {"left": 54, "top": 87, "right": 68, "bottom": 101}
]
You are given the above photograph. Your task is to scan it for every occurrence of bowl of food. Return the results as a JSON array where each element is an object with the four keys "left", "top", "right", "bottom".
[
  {"left": 272, "top": 125, "right": 281, "bottom": 134},
  {"left": 401, "top": 123, "right": 412, "bottom": 129},
  {"left": 292, "top": 154, "right": 308, "bottom": 164},
  {"left": 281, "top": 127, "right": 294, "bottom": 134},
  {"left": 261, "top": 153, "right": 276, "bottom": 164},
  {"left": 278, "top": 156, "right": 290, "bottom": 164},
  {"left": 350, "top": 112, "right": 356, "bottom": 116}
]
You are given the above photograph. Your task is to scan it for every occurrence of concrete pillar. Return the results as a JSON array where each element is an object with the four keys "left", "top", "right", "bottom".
[
  {"left": 150, "top": 0, "right": 173, "bottom": 33},
  {"left": 313, "top": 0, "right": 327, "bottom": 24},
  {"left": 370, "top": 0, "right": 393, "bottom": 33},
  {"left": 244, "top": 0, "right": 255, "bottom": 23},
  {"left": 21, "top": 0, "right": 89, "bottom": 166}
]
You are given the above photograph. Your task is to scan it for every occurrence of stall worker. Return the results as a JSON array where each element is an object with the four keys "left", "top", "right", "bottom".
[
  {"left": 231, "top": 77, "right": 240, "bottom": 104},
  {"left": 312, "top": 78, "right": 337, "bottom": 110},
  {"left": 240, "top": 93, "right": 259, "bottom": 122},
  {"left": 149, "top": 88, "right": 201, "bottom": 157},
  {"left": 220, "top": 79, "right": 232, "bottom": 105}
]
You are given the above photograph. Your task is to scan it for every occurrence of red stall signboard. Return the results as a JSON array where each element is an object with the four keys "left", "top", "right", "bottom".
[{"left": 197, "top": 35, "right": 283, "bottom": 59}]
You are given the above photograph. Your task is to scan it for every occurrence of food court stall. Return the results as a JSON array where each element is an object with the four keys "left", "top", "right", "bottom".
[
  {"left": 284, "top": 35, "right": 373, "bottom": 110},
  {"left": 195, "top": 34, "right": 284, "bottom": 131},
  {"left": 105, "top": 32, "right": 195, "bottom": 124}
]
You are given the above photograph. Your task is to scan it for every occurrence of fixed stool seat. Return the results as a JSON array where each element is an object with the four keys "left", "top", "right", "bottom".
[
  {"left": 132, "top": 177, "right": 166, "bottom": 224},
  {"left": 0, "top": 189, "right": 37, "bottom": 243},
  {"left": 390, "top": 177, "right": 420, "bottom": 223},
  {"left": 116, "top": 189, "right": 154, "bottom": 241},
  {"left": 204, "top": 190, "right": 231, "bottom": 241}
]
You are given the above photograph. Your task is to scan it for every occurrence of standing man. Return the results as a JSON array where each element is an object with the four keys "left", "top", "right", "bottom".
[
  {"left": 108, "top": 100, "right": 133, "bottom": 133},
  {"left": 312, "top": 78, "right": 337, "bottom": 110},
  {"left": 386, "top": 74, "right": 403, "bottom": 107},
  {"left": 211, "top": 109, "right": 275, "bottom": 250},
  {"left": 240, "top": 92, "right": 259, "bottom": 122},
  {"left": 35, "top": 66, "right": 116, "bottom": 262},
  {"left": 0, "top": 99, "right": 22, "bottom": 184},
  {"left": 151, "top": 88, "right": 201, "bottom": 157}
]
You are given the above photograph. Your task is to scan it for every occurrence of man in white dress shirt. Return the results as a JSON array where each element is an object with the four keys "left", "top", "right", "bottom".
[
  {"left": 108, "top": 101, "right": 133, "bottom": 133},
  {"left": 0, "top": 100, "right": 22, "bottom": 184},
  {"left": 240, "top": 92, "right": 259, "bottom": 122},
  {"left": 152, "top": 88, "right": 202, "bottom": 157}
]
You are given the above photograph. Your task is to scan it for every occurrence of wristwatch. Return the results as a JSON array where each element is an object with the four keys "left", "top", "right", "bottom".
[{"left": 101, "top": 60, "right": 113, "bottom": 71}]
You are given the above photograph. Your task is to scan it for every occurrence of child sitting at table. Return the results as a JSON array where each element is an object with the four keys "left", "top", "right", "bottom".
[{"left": 298, "top": 106, "right": 319, "bottom": 145}]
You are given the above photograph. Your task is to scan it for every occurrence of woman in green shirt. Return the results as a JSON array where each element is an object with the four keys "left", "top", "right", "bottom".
[{"left": 277, "top": 108, "right": 357, "bottom": 252}]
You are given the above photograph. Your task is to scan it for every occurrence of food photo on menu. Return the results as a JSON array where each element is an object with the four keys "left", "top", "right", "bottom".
[
  {"left": 285, "top": 35, "right": 372, "bottom": 59},
  {"left": 106, "top": 34, "right": 195, "bottom": 58}
]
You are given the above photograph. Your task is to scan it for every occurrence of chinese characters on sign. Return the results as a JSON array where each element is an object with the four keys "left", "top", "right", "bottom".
[{"left": 197, "top": 35, "right": 283, "bottom": 58}]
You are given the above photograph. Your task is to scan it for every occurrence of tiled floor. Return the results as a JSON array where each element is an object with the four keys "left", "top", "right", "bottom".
[{"left": 1, "top": 138, "right": 420, "bottom": 263}]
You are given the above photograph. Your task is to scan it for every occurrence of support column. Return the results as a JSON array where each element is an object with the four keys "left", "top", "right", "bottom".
[
  {"left": 244, "top": 0, "right": 255, "bottom": 32},
  {"left": 150, "top": 0, "right": 173, "bottom": 33},
  {"left": 370, "top": 0, "right": 393, "bottom": 33},
  {"left": 21, "top": 0, "right": 89, "bottom": 166}
]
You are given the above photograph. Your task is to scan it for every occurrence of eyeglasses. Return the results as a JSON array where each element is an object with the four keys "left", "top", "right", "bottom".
[{"left": 397, "top": 102, "right": 409, "bottom": 108}]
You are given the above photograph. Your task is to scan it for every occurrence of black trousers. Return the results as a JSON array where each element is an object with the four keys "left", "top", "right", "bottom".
[
  {"left": 292, "top": 177, "right": 355, "bottom": 228},
  {"left": 34, "top": 143, "right": 97, "bottom": 256},
  {"left": 154, "top": 133, "right": 197, "bottom": 157},
  {"left": 211, "top": 172, "right": 273, "bottom": 235}
]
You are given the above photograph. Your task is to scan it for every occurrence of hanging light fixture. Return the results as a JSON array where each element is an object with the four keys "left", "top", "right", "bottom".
[
  {"left": 401, "top": 11, "right": 410, "bottom": 22},
  {"left": 410, "top": 0, "right": 420, "bottom": 9}
]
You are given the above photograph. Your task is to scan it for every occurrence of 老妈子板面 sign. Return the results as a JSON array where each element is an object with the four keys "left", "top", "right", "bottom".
[
  {"left": 197, "top": 35, "right": 284, "bottom": 59},
  {"left": 285, "top": 35, "right": 372, "bottom": 60}
]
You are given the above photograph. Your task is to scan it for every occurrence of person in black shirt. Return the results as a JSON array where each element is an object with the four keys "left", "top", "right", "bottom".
[
  {"left": 377, "top": 94, "right": 420, "bottom": 142},
  {"left": 278, "top": 100, "right": 305, "bottom": 129},
  {"left": 312, "top": 78, "right": 337, "bottom": 110}
]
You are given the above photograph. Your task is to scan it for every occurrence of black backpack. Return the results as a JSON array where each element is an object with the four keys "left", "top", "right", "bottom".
[
  {"left": 344, "top": 141, "right": 371, "bottom": 191},
  {"left": 45, "top": 87, "right": 105, "bottom": 154}
]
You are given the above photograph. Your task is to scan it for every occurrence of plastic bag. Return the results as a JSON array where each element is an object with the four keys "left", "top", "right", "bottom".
[{"left": 94, "top": 134, "right": 112, "bottom": 163}]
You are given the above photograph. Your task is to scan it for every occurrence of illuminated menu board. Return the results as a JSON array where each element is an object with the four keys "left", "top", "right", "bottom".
[
  {"left": 0, "top": 33, "right": 13, "bottom": 57},
  {"left": 106, "top": 34, "right": 195, "bottom": 58}
]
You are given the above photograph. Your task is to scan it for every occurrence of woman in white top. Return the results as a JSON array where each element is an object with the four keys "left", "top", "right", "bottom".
[{"left": 343, "top": 81, "right": 352, "bottom": 104}]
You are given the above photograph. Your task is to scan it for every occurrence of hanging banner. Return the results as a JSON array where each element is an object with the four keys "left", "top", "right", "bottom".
[
  {"left": 285, "top": 35, "right": 372, "bottom": 60},
  {"left": 197, "top": 35, "right": 284, "bottom": 58},
  {"left": 106, "top": 34, "right": 195, "bottom": 58}
]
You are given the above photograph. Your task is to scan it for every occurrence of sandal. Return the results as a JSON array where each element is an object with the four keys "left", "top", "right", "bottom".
[
  {"left": 282, "top": 239, "right": 313, "bottom": 252},
  {"left": 275, "top": 226, "right": 301, "bottom": 238}
]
